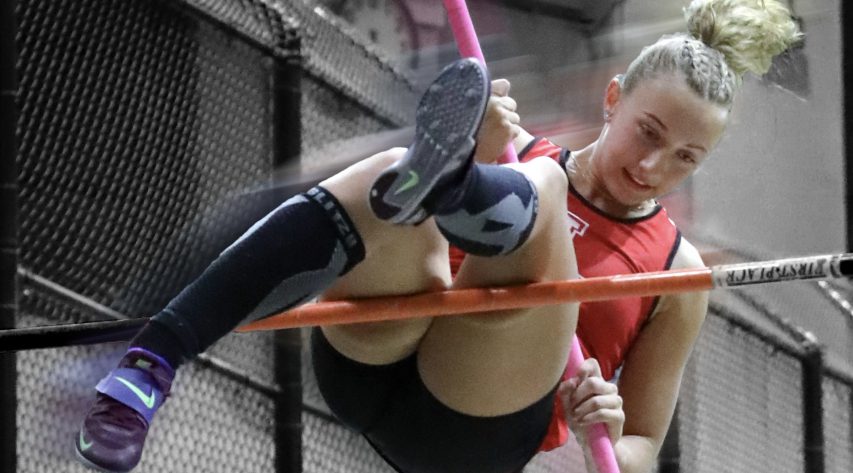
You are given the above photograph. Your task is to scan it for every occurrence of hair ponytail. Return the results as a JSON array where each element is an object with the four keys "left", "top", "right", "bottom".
[
  {"left": 621, "top": 0, "right": 802, "bottom": 106},
  {"left": 685, "top": 0, "right": 802, "bottom": 77}
]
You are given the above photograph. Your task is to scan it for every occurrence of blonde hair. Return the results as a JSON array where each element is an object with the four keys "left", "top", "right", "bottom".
[{"left": 621, "top": 0, "right": 802, "bottom": 106}]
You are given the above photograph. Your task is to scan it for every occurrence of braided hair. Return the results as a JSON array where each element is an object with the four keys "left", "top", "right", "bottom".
[{"left": 621, "top": 0, "right": 802, "bottom": 107}]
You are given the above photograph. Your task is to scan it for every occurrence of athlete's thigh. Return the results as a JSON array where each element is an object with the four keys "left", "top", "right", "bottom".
[
  {"left": 318, "top": 148, "right": 451, "bottom": 365},
  {"left": 417, "top": 157, "right": 579, "bottom": 416}
]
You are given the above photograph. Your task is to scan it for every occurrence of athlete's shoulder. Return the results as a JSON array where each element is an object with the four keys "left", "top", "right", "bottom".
[
  {"left": 518, "top": 137, "right": 565, "bottom": 164},
  {"left": 649, "top": 236, "right": 708, "bottom": 328},
  {"left": 669, "top": 237, "right": 704, "bottom": 270}
]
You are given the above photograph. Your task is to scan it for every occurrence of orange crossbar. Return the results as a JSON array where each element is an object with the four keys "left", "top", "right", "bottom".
[{"left": 237, "top": 267, "right": 714, "bottom": 332}]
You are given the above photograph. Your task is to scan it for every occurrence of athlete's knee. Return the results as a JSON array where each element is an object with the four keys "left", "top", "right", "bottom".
[
  {"left": 519, "top": 156, "right": 568, "bottom": 201},
  {"left": 320, "top": 147, "right": 407, "bottom": 196},
  {"left": 372, "top": 147, "right": 407, "bottom": 168}
]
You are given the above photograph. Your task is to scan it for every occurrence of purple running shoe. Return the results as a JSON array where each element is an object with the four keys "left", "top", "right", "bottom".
[
  {"left": 369, "top": 57, "right": 490, "bottom": 225},
  {"left": 75, "top": 348, "right": 174, "bottom": 473}
]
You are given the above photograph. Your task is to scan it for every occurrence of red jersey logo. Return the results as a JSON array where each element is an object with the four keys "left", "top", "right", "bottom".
[{"left": 567, "top": 211, "right": 589, "bottom": 239}]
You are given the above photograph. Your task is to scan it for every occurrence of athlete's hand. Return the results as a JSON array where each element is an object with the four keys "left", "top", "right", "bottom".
[
  {"left": 474, "top": 79, "right": 520, "bottom": 163},
  {"left": 559, "top": 357, "right": 624, "bottom": 446}
]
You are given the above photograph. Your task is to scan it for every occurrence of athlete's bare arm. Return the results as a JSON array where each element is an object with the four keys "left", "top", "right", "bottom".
[{"left": 609, "top": 239, "right": 708, "bottom": 473}]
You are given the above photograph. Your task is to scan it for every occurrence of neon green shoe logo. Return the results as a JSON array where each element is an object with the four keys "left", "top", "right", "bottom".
[
  {"left": 79, "top": 432, "right": 94, "bottom": 451},
  {"left": 116, "top": 376, "right": 157, "bottom": 409},
  {"left": 394, "top": 170, "right": 419, "bottom": 195}
]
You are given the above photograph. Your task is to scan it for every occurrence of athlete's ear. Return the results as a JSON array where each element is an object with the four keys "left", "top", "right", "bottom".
[{"left": 603, "top": 75, "right": 623, "bottom": 121}]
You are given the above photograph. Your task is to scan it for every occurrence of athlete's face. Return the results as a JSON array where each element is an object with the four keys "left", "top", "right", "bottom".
[{"left": 594, "top": 74, "right": 729, "bottom": 207}]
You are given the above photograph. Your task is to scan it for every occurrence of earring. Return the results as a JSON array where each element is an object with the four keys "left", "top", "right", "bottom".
[{"left": 604, "top": 111, "right": 612, "bottom": 122}]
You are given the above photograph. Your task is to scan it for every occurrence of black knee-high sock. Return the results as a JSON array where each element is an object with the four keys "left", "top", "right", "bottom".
[
  {"left": 430, "top": 164, "right": 538, "bottom": 257},
  {"left": 130, "top": 186, "right": 365, "bottom": 368}
]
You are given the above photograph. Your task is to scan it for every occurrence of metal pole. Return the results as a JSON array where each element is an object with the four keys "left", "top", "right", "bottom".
[
  {"left": 271, "top": 41, "right": 303, "bottom": 473},
  {"left": 0, "top": 0, "right": 18, "bottom": 470},
  {"left": 801, "top": 336, "right": 824, "bottom": 473},
  {"left": 0, "top": 318, "right": 147, "bottom": 352},
  {"left": 845, "top": 0, "right": 853, "bottom": 252}
]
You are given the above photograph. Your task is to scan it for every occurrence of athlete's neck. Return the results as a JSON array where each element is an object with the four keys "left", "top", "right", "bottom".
[{"left": 567, "top": 144, "right": 657, "bottom": 220}]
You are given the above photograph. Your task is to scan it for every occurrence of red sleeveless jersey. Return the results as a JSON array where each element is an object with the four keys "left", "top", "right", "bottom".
[{"left": 448, "top": 137, "right": 682, "bottom": 451}]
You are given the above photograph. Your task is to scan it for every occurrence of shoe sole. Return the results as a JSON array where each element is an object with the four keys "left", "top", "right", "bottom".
[{"left": 370, "top": 58, "right": 490, "bottom": 224}]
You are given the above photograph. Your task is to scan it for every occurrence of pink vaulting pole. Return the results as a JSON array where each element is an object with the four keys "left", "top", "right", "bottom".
[
  {"left": 565, "top": 340, "right": 621, "bottom": 473},
  {"left": 441, "top": 0, "right": 618, "bottom": 471},
  {"left": 443, "top": 0, "right": 519, "bottom": 164}
]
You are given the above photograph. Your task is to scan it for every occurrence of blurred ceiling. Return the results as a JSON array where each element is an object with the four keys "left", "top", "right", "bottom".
[{"left": 499, "top": 0, "right": 625, "bottom": 25}]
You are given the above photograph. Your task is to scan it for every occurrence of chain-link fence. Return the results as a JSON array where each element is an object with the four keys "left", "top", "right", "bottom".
[
  {"left": 9, "top": 0, "right": 413, "bottom": 471},
  {"left": 14, "top": 0, "right": 281, "bottom": 470},
  {"left": 6, "top": 1, "right": 852, "bottom": 472}
]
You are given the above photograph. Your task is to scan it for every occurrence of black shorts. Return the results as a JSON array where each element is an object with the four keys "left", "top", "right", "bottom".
[{"left": 310, "top": 328, "right": 556, "bottom": 473}]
